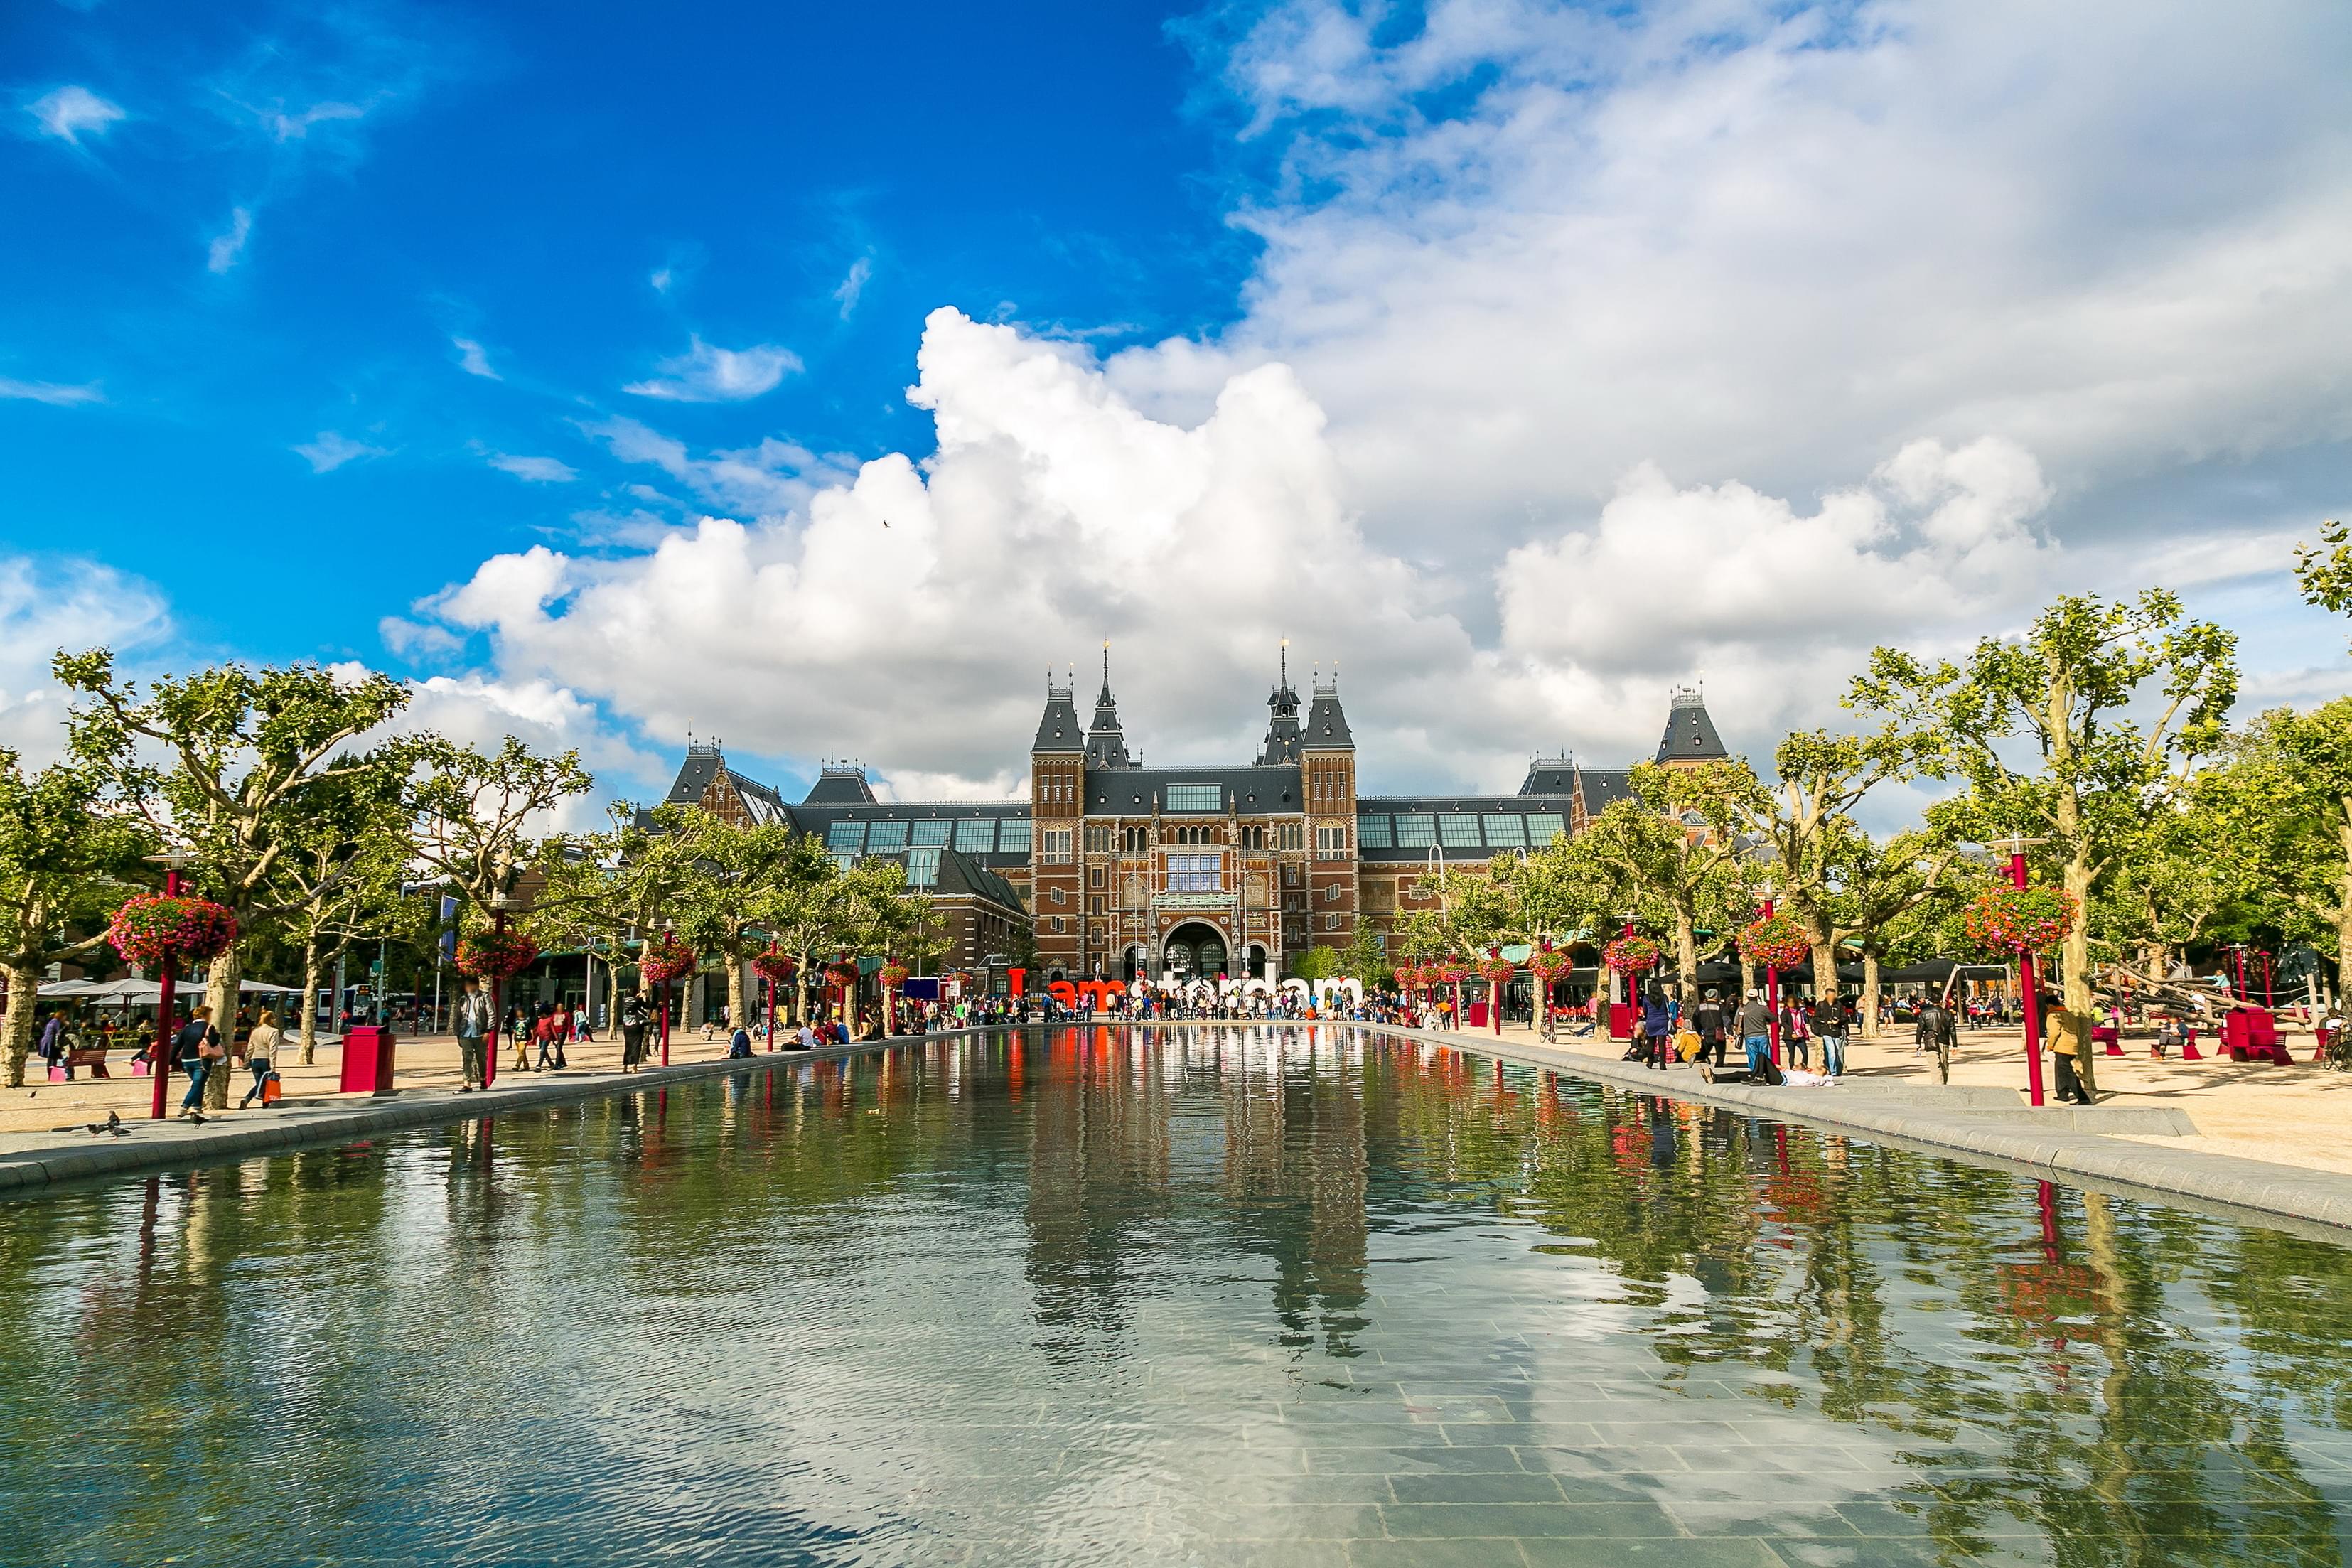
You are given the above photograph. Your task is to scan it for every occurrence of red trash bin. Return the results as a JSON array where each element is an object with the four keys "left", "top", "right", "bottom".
[{"left": 339, "top": 1025, "right": 398, "bottom": 1094}]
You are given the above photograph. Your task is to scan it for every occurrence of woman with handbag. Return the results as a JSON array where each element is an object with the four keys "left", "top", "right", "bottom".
[
  {"left": 176, "top": 1006, "right": 222, "bottom": 1115},
  {"left": 240, "top": 1009, "right": 281, "bottom": 1109}
]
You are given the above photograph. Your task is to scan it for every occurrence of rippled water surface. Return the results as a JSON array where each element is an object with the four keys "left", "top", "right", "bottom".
[{"left": 6, "top": 1027, "right": 2352, "bottom": 1567}]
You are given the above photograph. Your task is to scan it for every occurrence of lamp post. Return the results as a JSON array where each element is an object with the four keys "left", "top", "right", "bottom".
[
  {"left": 144, "top": 849, "right": 195, "bottom": 1121},
  {"left": 1982, "top": 837, "right": 2051, "bottom": 1108},
  {"left": 1758, "top": 882, "right": 1781, "bottom": 1067},
  {"left": 485, "top": 891, "right": 512, "bottom": 1088}
]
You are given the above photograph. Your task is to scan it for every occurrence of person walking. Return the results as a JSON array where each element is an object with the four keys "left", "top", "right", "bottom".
[
  {"left": 2051, "top": 1011, "right": 2090, "bottom": 1103},
  {"left": 620, "top": 996, "right": 649, "bottom": 1073},
  {"left": 1784, "top": 1001, "right": 1810, "bottom": 1070},
  {"left": 176, "top": 1006, "right": 222, "bottom": 1115},
  {"left": 239, "top": 1009, "right": 282, "bottom": 1108},
  {"left": 1815, "top": 992, "right": 1848, "bottom": 1078},
  {"left": 1640, "top": 984, "right": 1673, "bottom": 1070},
  {"left": 1734, "top": 990, "right": 1773, "bottom": 1080},
  {"left": 454, "top": 979, "right": 491, "bottom": 1092}
]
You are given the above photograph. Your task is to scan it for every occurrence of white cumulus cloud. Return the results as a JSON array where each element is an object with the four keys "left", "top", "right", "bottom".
[
  {"left": 623, "top": 335, "right": 800, "bottom": 402},
  {"left": 0, "top": 556, "right": 171, "bottom": 766}
]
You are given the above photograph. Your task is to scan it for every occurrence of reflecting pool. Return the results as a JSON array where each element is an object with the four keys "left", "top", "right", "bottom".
[{"left": 6, "top": 1027, "right": 2351, "bottom": 1567}]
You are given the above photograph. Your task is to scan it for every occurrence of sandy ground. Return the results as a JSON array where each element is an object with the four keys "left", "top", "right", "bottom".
[
  {"left": 1477, "top": 1011, "right": 2352, "bottom": 1177},
  {"left": 0, "top": 1021, "right": 772, "bottom": 1142}
]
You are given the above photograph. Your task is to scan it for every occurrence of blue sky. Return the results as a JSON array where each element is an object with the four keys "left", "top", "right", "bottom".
[
  {"left": 6, "top": 1, "right": 2349, "bottom": 812},
  {"left": 4, "top": 1, "right": 1247, "bottom": 661}
]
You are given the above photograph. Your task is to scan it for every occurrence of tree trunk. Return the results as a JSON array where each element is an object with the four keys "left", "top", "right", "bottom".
[
  {"left": 1674, "top": 908, "right": 1699, "bottom": 1002},
  {"left": 2, "top": 956, "right": 38, "bottom": 1088},
  {"left": 726, "top": 951, "right": 748, "bottom": 1037},
  {"left": 606, "top": 945, "right": 623, "bottom": 1034},
  {"left": 2061, "top": 855, "right": 2098, "bottom": 1101},
  {"left": 204, "top": 942, "right": 242, "bottom": 1108},
  {"left": 2337, "top": 805, "right": 2352, "bottom": 1006},
  {"left": 299, "top": 940, "right": 323, "bottom": 1065},
  {"left": 1811, "top": 941, "right": 1838, "bottom": 1004},
  {"left": 1861, "top": 951, "right": 1881, "bottom": 1039}
]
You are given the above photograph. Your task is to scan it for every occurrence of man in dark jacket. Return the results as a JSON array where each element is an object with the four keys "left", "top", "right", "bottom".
[{"left": 1692, "top": 990, "right": 1729, "bottom": 1068}]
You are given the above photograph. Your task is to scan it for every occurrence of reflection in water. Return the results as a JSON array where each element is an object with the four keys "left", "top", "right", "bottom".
[{"left": 4, "top": 1026, "right": 2351, "bottom": 1567}]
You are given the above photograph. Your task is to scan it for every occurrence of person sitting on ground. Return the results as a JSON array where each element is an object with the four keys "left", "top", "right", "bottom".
[{"left": 727, "top": 1023, "right": 753, "bottom": 1058}]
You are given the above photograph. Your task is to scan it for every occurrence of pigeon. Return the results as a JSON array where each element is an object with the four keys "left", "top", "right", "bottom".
[{"left": 85, "top": 1112, "right": 127, "bottom": 1137}]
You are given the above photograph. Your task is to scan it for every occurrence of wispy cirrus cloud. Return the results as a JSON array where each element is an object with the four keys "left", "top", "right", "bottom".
[
  {"left": 623, "top": 335, "right": 800, "bottom": 402},
  {"left": 206, "top": 206, "right": 253, "bottom": 274},
  {"left": 0, "top": 377, "right": 104, "bottom": 407},
  {"left": 26, "top": 85, "right": 124, "bottom": 145},
  {"left": 452, "top": 335, "right": 498, "bottom": 379},
  {"left": 833, "top": 255, "right": 873, "bottom": 320},
  {"left": 294, "top": 431, "right": 386, "bottom": 473},
  {"left": 488, "top": 453, "right": 576, "bottom": 483}
]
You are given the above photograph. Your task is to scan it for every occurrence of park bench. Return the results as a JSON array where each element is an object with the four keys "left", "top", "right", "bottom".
[{"left": 2221, "top": 1009, "right": 2294, "bottom": 1065}]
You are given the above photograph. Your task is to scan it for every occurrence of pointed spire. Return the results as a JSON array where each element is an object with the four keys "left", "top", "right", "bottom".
[{"left": 1085, "top": 643, "right": 1135, "bottom": 768}]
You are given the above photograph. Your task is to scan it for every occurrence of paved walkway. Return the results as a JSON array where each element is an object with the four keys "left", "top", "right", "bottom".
[
  {"left": 1440, "top": 1010, "right": 2352, "bottom": 1173},
  {"left": 0, "top": 1020, "right": 771, "bottom": 1137}
]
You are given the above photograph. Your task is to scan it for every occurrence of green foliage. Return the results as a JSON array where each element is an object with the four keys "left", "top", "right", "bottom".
[
  {"left": 2296, "top": 519, "right": 2352, "bottom": 648},
  {"left": 1286, "top": 945, "right": 1340, "bottom": 982},
  {"left": 1852, "top": 589, "right": 2238, "bottom": 1083},
  {"left": 1334, "top": 922, "right": 1387, "bottom": 985},
  {"left": 0, "top": 746, "right": 153, "bottom": 1084},
  {"left": 407, "top": 734, "right": 593, "bottom": 912}
]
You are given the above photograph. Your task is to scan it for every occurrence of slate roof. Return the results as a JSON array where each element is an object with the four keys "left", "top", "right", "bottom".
[
  {"left": 1086, "top": 766, "right": 1304, "bottom": 816},
  {"left": 1304, "top": 681, "right": 1353, "bottom": 751},
  {"left": 1353, "top": 793, "right": 1577, "bottom": 863},
  {"left": 1657, "top": 689, "right": 1729, "bottom": 764},
  {"left": 802, "top": 766, "right": 878, "bottom": 805},
  {"left": 1033, "top": 684, "right": 1084, "bottom": 752}
]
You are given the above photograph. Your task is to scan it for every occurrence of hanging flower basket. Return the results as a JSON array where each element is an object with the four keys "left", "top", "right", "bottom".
[
  {"left": 751, "top": 949, "right": 798, "bottom": 984},
  {"left": 878, "top": 962, "right": 911, "bottom": 989},
  {"left": 1476, "top": 957, "right": 1517, "bottom": 987},
  {"left": 1604, "top": 935, "right": 1659, "bottom": 974},
  {"left": 1392, "top": 965, "right": 1419, "bottom": 992},
  {"left": 1965, "top": 885, "right": 2078, "bottom": 954},
  {"left": 827, "top": 961, "right": 862, "bottom": 989},
  {"left": 455, "top": 928, "right": 539, "bottom": 979},
  {"left": 1431, "top": 957, "right": 1469, "bottom": 986},
  {"left": 107, "top": 893, "right": 238, "bottom": 967},
  {"left": 1526, "top": 947, "right": 1572, "bottom": 981},
  {"left": 640, "top": 931, "right": 699, "bottom": 985},
  {"left": 1738, "top": 912, "right": 1812, "bottom": 970}
]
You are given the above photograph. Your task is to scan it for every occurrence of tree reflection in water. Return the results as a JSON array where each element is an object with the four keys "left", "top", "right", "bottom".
[{"left": 0, "top": 1024, "right": 2346, "bottom": 1567}]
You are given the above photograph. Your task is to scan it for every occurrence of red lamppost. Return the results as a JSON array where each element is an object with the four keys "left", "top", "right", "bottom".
[
  {"left": 1985, "top": 837, "right": 2050, "bottom": 1109},
  {"left": 659, "top": 921, "right": 674, "bottom": 1068},
  {"left": 144, "top": 849, "right": 194, "bottom": 1120}
]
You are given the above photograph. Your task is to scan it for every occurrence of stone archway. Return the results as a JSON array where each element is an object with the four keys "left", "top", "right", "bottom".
[{"left": 1162, "top": 920, "right": 1230, "bottom": 981}]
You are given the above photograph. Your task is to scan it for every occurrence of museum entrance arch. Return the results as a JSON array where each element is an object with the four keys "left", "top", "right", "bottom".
[{"left": 1161, "top": 921, "right": 1230, "bottom": 981}]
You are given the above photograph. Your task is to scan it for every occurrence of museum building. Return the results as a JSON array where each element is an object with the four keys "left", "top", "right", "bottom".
[{"left": 662, "top": 653, "right": 1728, "bottom": 981}]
